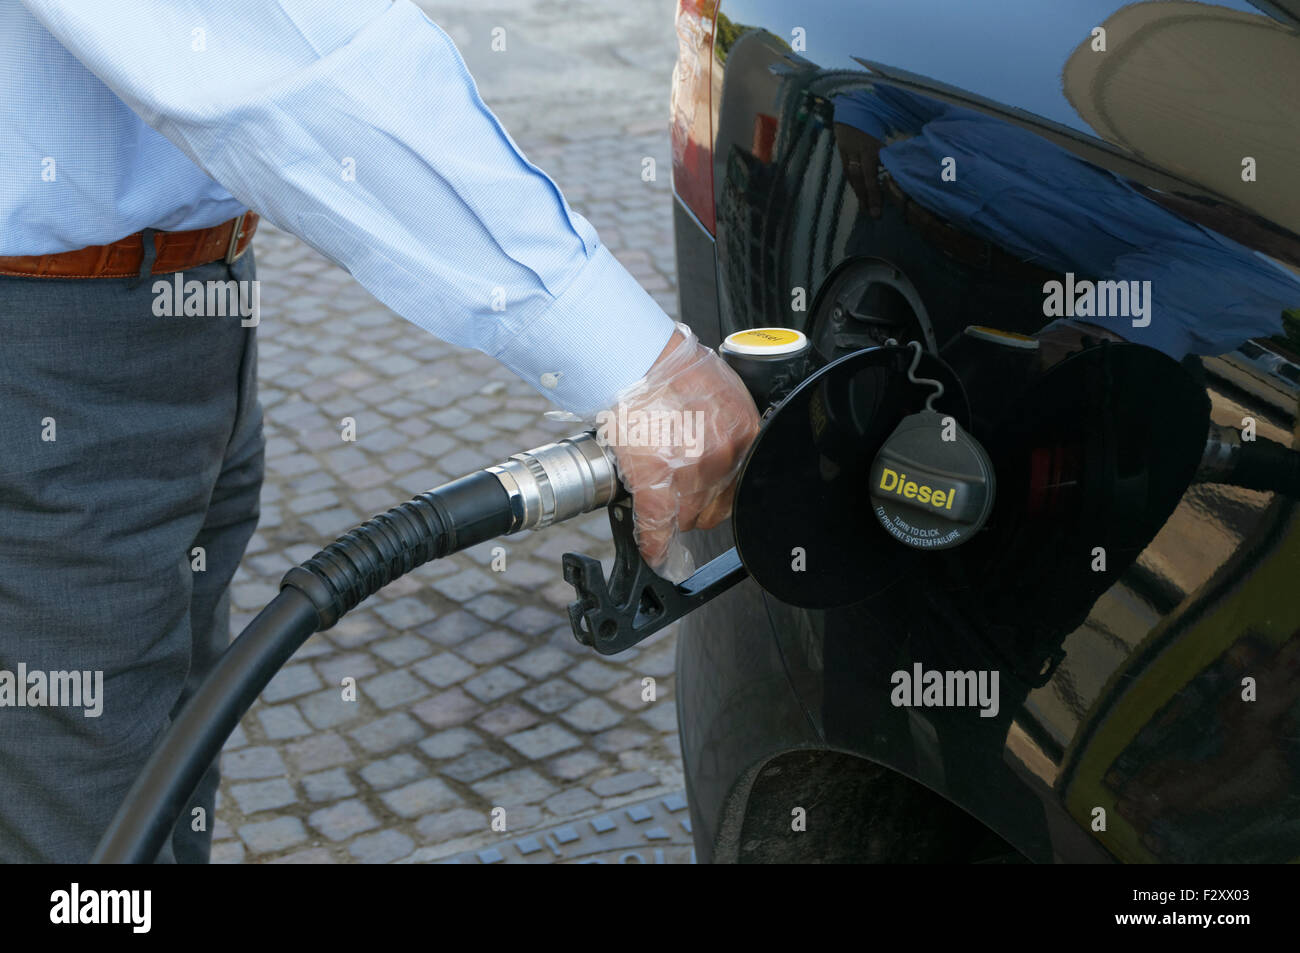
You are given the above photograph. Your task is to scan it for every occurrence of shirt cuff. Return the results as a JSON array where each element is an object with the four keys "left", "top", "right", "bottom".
[{"left": 494, "top": 244, "right": 677, "bottom": 417}]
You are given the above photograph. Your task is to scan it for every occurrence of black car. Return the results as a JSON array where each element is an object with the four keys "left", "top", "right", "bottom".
[{"left": 668, "top": 0, "right": 1300, "bottom": 863}]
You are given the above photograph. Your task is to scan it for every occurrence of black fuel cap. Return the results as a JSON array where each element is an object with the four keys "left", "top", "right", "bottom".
[{"left": 868, "top": 409, "right": 995, "bottom": 550}]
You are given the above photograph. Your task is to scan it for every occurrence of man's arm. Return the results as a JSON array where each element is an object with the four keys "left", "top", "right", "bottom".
[{"left": 21, "top": 0, "right": 673, "bottom": 417}]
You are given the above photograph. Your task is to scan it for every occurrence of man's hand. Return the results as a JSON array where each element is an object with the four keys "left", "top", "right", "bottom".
[{"left": 600, "top": 323, "right": 760, "bottom": 582}]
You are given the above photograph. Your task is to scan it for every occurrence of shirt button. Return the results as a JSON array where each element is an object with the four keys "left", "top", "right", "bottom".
[{"left": 540, "top": 372, "right": 562, "bottom": 389}]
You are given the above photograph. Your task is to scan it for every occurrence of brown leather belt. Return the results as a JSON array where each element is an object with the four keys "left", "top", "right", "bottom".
[{"left": 0, "top": 212, "right": 259, "bottom": 279}]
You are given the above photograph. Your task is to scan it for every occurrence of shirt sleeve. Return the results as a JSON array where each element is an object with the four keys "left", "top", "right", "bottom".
[{"left": 19, "top": 0, "right": 675, "bottom": 416}]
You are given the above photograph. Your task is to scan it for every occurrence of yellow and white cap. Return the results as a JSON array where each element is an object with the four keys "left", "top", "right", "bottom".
[{"left": 721, "top": 327, "right": 808, "bottom": 358}]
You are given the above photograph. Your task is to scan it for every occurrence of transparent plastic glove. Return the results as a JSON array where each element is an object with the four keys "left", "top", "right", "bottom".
[{"left": 595, "top": 322, "right": 761, "bottom": 583}]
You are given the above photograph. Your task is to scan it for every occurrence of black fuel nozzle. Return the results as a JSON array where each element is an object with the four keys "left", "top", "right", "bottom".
[{"left": 718, "top": 327, "right": 819, "bottom": 411}]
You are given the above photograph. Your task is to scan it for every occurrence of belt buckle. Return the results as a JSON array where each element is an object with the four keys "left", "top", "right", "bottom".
[{"left": 224, "top": 212, "right": 249, "bottom": 265}]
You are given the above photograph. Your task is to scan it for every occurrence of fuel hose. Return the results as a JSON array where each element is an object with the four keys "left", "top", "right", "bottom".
[{"left": 92, "top": 433, "right": 618, "bottom": 863}]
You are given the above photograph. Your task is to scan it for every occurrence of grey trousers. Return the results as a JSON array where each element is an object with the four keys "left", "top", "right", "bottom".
[{"left": 0, "top": 248, "right": 264, "bottom": 862}]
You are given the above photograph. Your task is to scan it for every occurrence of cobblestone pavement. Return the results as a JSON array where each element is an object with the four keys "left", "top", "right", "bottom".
[{"left": 211, "top": 1, "right": 695, "bottom": 864}]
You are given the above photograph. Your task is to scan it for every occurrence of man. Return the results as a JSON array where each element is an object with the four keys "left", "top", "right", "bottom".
[{"left": 0, "top": 0, "right": 758, "bottom": 862}]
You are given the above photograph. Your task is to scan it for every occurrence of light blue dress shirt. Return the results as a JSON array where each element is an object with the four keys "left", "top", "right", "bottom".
[{"left": 2, "top": 0, "right": 675, "bottom": 415}]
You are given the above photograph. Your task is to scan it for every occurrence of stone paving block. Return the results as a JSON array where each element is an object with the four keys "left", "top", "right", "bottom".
[
  {"left": 287, "top": 490, "right": 340, "bottom": 515},
  {"left": 531, "top": 530, "right": 590, "bottom": 561},
  {"left": 374, "top": 596, "right": 439, "bottom": 630},
  {"left": 416, "top": 610, "right": 486, "bottom": 647},
  {"left": 408, "top": 432, "right": 457, "bottom": 456},
  {"left": 561, "top": 697, "right": 625, "bottom": 733},
  {"left": 262, "top": 663, "right": 323, "bottom": 703},
  {"left": 442, "top": 748, "right": 513, "bottom": 783},
  {"left": 605, "top": 677, "right": 653, "bottom": 712},
  {"left": 372, "top": 634, "right": 435, "bottom": 666},
  {"left": 498, "top": 805, "right": 544, "bottom": 835},
  {"left": 302, "top": 768, "right": 357, "bottom": 803},
  {"left": 302, "top": 506, "right": 362, "bottom": 537},
  {"left": 540, "top": 578, "right": 582, "bottom": 611},
  {"left": 505, "top": 723, "right": 582, "bottom": 760},
  {"left": 270, "top": 848, "right": 337, "bottom": 864},
  {"left": 384, "top": 449, "right": 424, "bottom": 473},
  {"left": 411, "top": 651, "right": 476, "bottom": 688},
  {"left": 349, "top": 713, "right": 426, "bottom": 754},
  {"left": 544, "top": 787, "right": 600, "bottom": 817},
  {"left": 323, "top": 445, "right": 369, "bottom": 473},
  {"left": 231, "top": 778, "right": 299, "bottom": 814},
  {"left": 470, "top": 767, "right": 558, "bottom": 806},
  {"left": 309, "top": 799, "right": 381, "bottom": 842},
  {"left": 314, "top": 652, "right": 380, "bottom": 686},
  {"left": 247, "top": 551, "right": 292, "bottom": 577},
  {"left": 411, "top": 688, "right": 484, "bottom": 729},
  {"left": 349, "top": 830, "right": 415, "bottom": 864},
  {"left": 463, "top": 593, "right": 517, "bottom": 621},
  {"left": 521, "top": 678, "right": 586, "bottom": 714},
  {"left": 430, "top": 567, "right": 499, "bottom": 602},
  {"left": 380, "top": 778, "right": 463, "bottom": 818},
  {"left": 284, "top": 543, "right": 322, "bottom": 563},
  {"left": 503, "top": 606, "right": 564, "bottom": 636},
  {"left": 507, "top": 645, "right": 573, "bottom": 681},
  {"left": 472, "top": 703, "right": 540, "bottom": 737},
  {"left": 344, "top": 467, "right": 395, "bottom": 492},
  {"left": 211, "top": 840, "right": 246, "bottom": 864},
  {"left": 456, "top": 630, "right": 526, "bottom": 665},
  {"left": 258, "top": 704, "right": 313, "bottom": 740},
  {"left": 592, "top": 729, "right": 651, "bottom": 754},
  {"left": 636, "top": 645, "right": 677, "bottom": 678},
  {"left": 428, "top": 408, "right": 472, "bottom": 428},
  {"left": 326, "top": 613, "right": 389, "bottom": 649},
  {"left": 415, "top": 808, "right": 485, "bottom": 844},
  {"left": 362, "top": 669, "right": 430, "bottom": 709},
  {"left": 456, "top": 423, "right": 498, "bottom": 442},
  {"left": 285, "top": 731, "right": 356, "bottom": 773},
  {"left": 239, "top": 817, "right": 308, "bottom": 854},
  {"left": 492, "top": 412, "right": 536, "bottom": 431},
  {"left": 455, "top": 394, "right": 500, "bottom": 415},
  {"left": 395, "top": 418, "right": 431, "bottom": 438},
  {"left": 497, "top": 559, "right": 554, "bottom": 588},
  {"left": 293, "top": 634, "right": 334, "bottom": 660},
  {"left": 223, "top": 746, "right": 287, "bottom": 780},
  {"left": 566, "top": 659, "right": 624, "bottom": 692},
  {"left": 359, "top": 429, "right": 408, "bottom": 454},
  {"left": 590, "top": 771, "right": 657, "bottom": 798},
  {"left": 298, "top": 688, "right": 364, "bottom": 731},
  {"left": 353, "top": 487, "right": 400, "bottom": 514},
  {"left": 360, "top": 753, "right": 429, "bottom": 791},
  {"left": 385, "top": 575, "right": 429, "bottom": 597},
  {"left": 545, "top": 750, "right": 605, "bottom": 781},
  {"left": 462, "top": 540, "right": 503, "bottom": 566},
  {"left": 462, "top": 665, "right": 528, "bottom": 703},
  {"left": 393, "top": 469, "right": 450, "bottom": 496},
  {"left": 232, "top": 581, "right": 278, "bottom": 612},
  {"left": 440, "top": 447, "right": 494, "bottom": 474},
  {"left": 638, "top": 702, "right": 678, "bottom": 733},
  {"left": 418, "top": 727, "right": 485, "bottom": 761}
]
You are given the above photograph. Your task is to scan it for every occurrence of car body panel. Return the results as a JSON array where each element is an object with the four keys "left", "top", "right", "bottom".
[{"left": 674, "top": 0, "right": 1300, "bottom": 862}]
